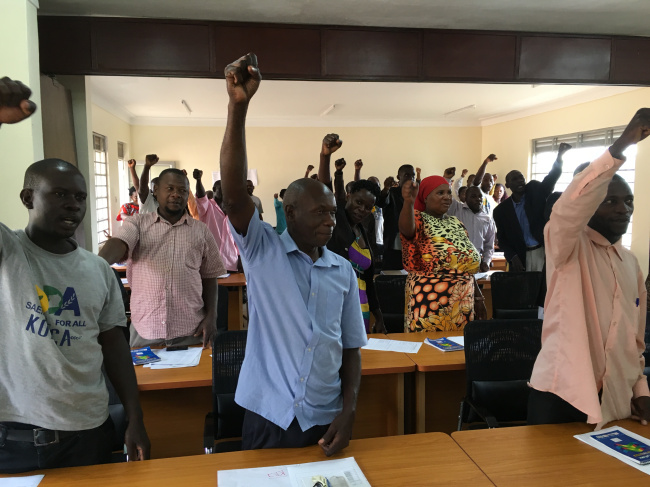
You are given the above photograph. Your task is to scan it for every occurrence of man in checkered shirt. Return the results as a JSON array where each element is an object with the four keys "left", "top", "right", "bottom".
[{"left": 100, "top": 168, "right": 225, "bottom": 349}]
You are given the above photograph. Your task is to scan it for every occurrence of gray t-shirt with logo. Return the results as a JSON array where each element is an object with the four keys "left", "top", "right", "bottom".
[{"left": 0, "top": 224, "right": 126, "bottom": 431}]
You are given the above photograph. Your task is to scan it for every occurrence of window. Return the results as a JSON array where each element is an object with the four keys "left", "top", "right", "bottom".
[
  {"left": 531, "top": 127, "right": 636, "bottom": 248},
  {"left": 93, "top": 133, "right": 109, "bottom": 244}
]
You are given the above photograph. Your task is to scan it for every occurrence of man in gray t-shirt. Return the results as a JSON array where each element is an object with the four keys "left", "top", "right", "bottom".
[{"left": 0, "top": 77, "right": 149, "bottom": 474}]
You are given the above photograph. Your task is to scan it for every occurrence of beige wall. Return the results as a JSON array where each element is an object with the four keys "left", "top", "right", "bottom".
[
  {"left": 91, "top": 105, "right": 132, "bottom": 236},
  {"left": 482, "top": 87, "right": 650, "bottom": 272},
  {"left": 131, "top": 125, "right": 483, "bottom": 226}
]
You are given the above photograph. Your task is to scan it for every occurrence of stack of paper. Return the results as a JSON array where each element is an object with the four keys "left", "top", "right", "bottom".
[
  {"left": 362, "top": 338, "right": 422, "bottom": 354},
  {"left": 0, "top": 475, "right": 44, "bottom": 487},
  {"left": 144, "top": 347, "right": 203, "bottom": 369},
  {"left": 218, "top": 457, "right": 371, "bottom": 487}
]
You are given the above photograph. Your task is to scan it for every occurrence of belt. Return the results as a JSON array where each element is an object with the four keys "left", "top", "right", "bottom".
[
  {"left": 526, "top": 244, "right": 543, "bottom": 251},
  {"left": 0, "top": 424, "right": 78, "bottom": 447}
]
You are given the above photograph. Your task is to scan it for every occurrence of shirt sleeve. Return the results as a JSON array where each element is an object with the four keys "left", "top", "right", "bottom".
[
  {"left": 196, "top": 194, "right": 210, "bottom": 219},
  {"left": 340, "top": 262, "right": 368, "bottom": 349},
  {"left": 452, "top": 176, "right": 464, "bottom": 201},
  {"left": 483, "top": 218, "right": 496, "bottom": 264},
  {"left": 229, "top": 207, "right": 274, "bottom": 268},
  {"left": 97, "top": 260, "right": 127, "bottom": 332},
  {"left": 199, "top": 225, "right": 226, "bottom": 278},
  {"left": 546, "top": 150, "right": 625, "bottom": 268},
  {"left": 112, "top": 214, "right": 142, "bottom": 257},
  {"left": 633, "top": 266, "right": 650, "bottom": 399}
]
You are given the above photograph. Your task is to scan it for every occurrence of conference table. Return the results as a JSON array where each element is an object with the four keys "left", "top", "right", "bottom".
[
  {"left": 133, "top": 336, "right": 416, "bottom": 458},
  {"left": 452, "top": 419, "right": 650, "bottom": 486},
  {"left": 388, "top": 331, "right": 466, "bottom": 434},
  {"left": 0, "top": 432, "right": 493, "bottom": 486}
]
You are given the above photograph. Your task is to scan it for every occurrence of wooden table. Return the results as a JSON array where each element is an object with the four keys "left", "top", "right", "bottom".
[
  {"left": 452, "top": 419, "right": 650, "bottom": 486},
  {"left": 218, "top": 273, "right": 247, "bottom": 330},
  {"left": 133, "top": 338, "right": 416, "bottom": 458},
  {"left": 389, "top": 332, "right": 466, "bottom": 434},
  {"left": 1, "top": 433, "right": 492, "bottom": 486}
]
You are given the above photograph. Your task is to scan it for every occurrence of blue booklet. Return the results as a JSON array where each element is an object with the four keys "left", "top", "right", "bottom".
[
  {"left": 131, "top": 346, "right": 161, "bottom": 365},
  {"left": 591, "top": 429, "right": 650, "bottom": 465},
  {"left": 424, "top": 337, "right": 464, "bottom": 352}
]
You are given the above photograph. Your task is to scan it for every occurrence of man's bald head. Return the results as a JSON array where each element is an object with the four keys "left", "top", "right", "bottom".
[
  {"left": 24, "top": 159, "right": 83, "bottom": 190},
  {"left": 283, "top": 177, "right": 333, "bottom": 208}
]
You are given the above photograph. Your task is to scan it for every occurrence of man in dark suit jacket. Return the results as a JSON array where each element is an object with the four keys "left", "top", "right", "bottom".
[{"left": 493, "top": 143, "right": 571, "bottom": 271}]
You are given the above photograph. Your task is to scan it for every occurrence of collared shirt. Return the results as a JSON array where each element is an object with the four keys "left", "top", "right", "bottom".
[
  {"left": 114, "top": 211, "right": 225, "bottom": 340},
  {"left": 530, "top": 150, "right": 648, "bottom": 427},
  {"left": 447, "top": 201, "right": 495, "bottom": 264},
  {"left": 250, "top": 194, "right": 263, "bottom": 214},
  {"left": 231, "top": 209, "right": 367, "bottom": 431},
  {"left": 196, "top": 195, "right": 239, "bottom": 271},
  {"left": 138, "top": 194, "right": 158, "bottom": 214},
  {"left": 481, "top": 189, "right": 493, "bottom": 217},
  {"left": 513, "top": 194, "right": 539, "bottom": 247},
  {"left": 274, "top": 198, "right": 287, "bottom": 234}
]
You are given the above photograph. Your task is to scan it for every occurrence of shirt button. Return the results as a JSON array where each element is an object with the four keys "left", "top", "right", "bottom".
[
  {"left": 162, "top": 320, "right": 166, "bottom": 325},
  {"left": 311, "top": 293, "right": 315, "bottom": 297},
  {"left": 300, "top": 377, "right": 304, "bottom": 382},
  {"left": 295, "top": 403, "right": 299, "bottom": 407},
  {"left": 307, "top": 348, "right": 312, "bottom": 352}
]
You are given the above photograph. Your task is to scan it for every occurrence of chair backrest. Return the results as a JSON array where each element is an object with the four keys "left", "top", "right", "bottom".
[
  {"left": 212, "top": 330, "right": 247, "bottom": 439},
  {"left": 374, "top": 274, "right": 407, "bottom": 333},
  {"left": 491, "top": 271, "right": 543, "bottom": 316},
  {"left": 463, "top": 319, "right": 543, "bottom": 423}
]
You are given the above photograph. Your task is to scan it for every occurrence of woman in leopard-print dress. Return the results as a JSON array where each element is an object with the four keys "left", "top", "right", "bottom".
[{"left": 399, "top": 175, "right": 485, "bottom": 332}]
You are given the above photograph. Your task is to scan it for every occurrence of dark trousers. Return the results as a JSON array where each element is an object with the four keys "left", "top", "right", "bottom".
[
  {"left": 0, "top": 417, "right": 114, "bottom": 474},
  {"left": 241, "top": 410, "right": 329, "bottom": 450},
  {"left": 527, "top": 388, "right": 588, "bottom": 425}
]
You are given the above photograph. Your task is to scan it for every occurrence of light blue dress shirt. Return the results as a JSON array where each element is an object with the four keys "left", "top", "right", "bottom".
[
  {"left": 230, "top": 209, "right": 367, "bottom": 431},
  {"left": 512, "top": 195, "right": 540, "bottom": 247}
]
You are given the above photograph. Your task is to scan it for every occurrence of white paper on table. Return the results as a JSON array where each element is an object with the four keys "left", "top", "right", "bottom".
[
  {"left": 218, "top": 465, "right": 292, "bottom": 487},
  {"left": 0, "top": 475, "right": 45, "bottom": 487},
  {"left": 288, "top": 457, "right": 371, "bottom": 487},
  {"left": 447, "top": 336, "right": 464, "bottom": 347},
  {"left": 362, "top": 338, "right": 422, "bottom": 354},
  {"left": 218, "top": 273, "right": 231, "bottom": 279},
  {"left": 143, "top": 347, "right": 203, "bottom": 369},
  {"left": 575, "top": 426, "right": 650, "bottom": 475}
]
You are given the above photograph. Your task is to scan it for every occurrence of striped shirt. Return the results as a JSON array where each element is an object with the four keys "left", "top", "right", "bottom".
[
  {"left": 196, "top": 195, "right": 239, "bottom": 272},
  {"left": 114, "top": 211, "right": 225, "bottom": 340}
]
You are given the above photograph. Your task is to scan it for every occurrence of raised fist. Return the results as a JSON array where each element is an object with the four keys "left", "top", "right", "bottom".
[
  {"left": 0, "top": 76, "right": 36, "bottom": 126},
  {"left": 224, "top": 53, "right": 261, "bottom": 105},
  {"left": 443, "top": 167, "right": 456, "bottom": 179},
  {"left": 354, "top": 159, "right": 363, "bottom": 170},
  {"left": 193, "top": 169, "right": 203, "bottom": 180},
  {"left": 145, "top": 154, "right": 159, "bottom": 167},
  {"left": 335, "top": 158, "right": 347, "bottom": 171},
  {"left": 127, "top": 159, "right": 137, "bottom": 168},
  {"left": 321, "top": 133, "right": 342, "bottom": 156}
]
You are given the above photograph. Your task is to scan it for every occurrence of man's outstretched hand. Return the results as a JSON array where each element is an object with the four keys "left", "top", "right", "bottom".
[
  {"left": 224, "top": 53, "right": 262, "bottom": 106},
  {"left": 0, "top": 77, "right": 37, "bottom": 126}
]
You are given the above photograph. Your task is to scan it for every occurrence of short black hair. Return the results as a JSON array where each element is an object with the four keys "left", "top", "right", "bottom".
[
  {"left": 458, "top": 186, "right": 468, "bottom": 194},
  {"left": 398, "top": 164, "right": 414, "bottom": 175},
  {"left": 23, "top": 159, "right": 81, "bottom": 189},
  {"left": 158, "top": 168, "right": 187, "bottom": 181},
  {"left": 128, "top": 186, "right": 136, "bottom": 196},
  {"left": 349, "top": 179, "right": 381, "bottom": 199},
  {"left": 279, "top": 188, "right": 287, "bottom": 199},
  {"left": 466, "top": 185, "right": 482, "bottom": 197}
]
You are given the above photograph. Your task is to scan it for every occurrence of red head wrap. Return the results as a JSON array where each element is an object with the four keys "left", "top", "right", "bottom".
[{"left": 414, "top": 175, "right": 449, "bottom": 212}]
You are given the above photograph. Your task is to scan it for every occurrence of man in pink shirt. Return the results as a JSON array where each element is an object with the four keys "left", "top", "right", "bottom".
[
  {"left": 192, "top": 169, "right": 240, "bottom": 272},
  {"left": 529, "top": 108, "right": 650, "bottom": 428},
  {"left": 99, "top": 169, "right": 225, "bottom": 349}
]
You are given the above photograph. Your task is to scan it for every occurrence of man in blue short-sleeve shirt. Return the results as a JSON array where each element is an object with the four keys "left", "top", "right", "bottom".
[{"left": 219, "top": 53, "right": 367, "bottom": 457}]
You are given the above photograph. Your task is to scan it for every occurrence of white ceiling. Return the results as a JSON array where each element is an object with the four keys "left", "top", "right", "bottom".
[
  {"left": 39, "top": 0, "right": 650, "bottom": 38},
  {"left": 89, "top": 76, "right": 639, "bottom": 128}
]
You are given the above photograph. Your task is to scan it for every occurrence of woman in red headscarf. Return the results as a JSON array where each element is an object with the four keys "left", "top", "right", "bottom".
[{"left": 399, "top": 175, "right": 486, "bottom": 332}]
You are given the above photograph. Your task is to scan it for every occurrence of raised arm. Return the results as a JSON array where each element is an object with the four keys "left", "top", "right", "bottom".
[
  {"left": 317, "top": 133, "right": 343, "bottom": 188},
  {"left": 98, "top": 238, "right": 129, "bottom": 265},
  {"left": 398, "top": 179, "right": 419, "bottom": 240},
  {"left": 219, "top": 53, "right": 261, "bottom": 235},
  {"left": 353, "top": 159, "right": 362, "bottom": 181},
  {"left": 193, "top": 169, "right": 206, "bottom": 198},
  {"left": 452, "top": 168, "right": 468, "bottom": 200},
  {"left": 473, "top": 154, "right": 497, "bottom": 187},
  {"left": 540, "top": 142, "right": 571, "bottom": 194},
  {"left": 138, "top": 154, "right": 159, "bottom": 203},
  {"left": 127, "top": 159, "right": 140, "bottom": 194},
  {"left": 304, "top": 164, "right": 315, "bottom": 178},
  {"left": 333, "top": 158, "right": 348, "bottom": 207},
  {"left": 0, "top": 76, "right": 37, "bottom": 127}
]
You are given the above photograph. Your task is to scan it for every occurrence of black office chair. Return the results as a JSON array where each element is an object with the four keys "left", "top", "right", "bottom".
[
  {"left": 203, "top": 330, "right": 247, "bottom": 454},
  {"left": 490, "top": 271, "right": 543, "bottom": 319},
  {"left": 374, "top": 274, "right": 407, "bottom": 333},
  {"left": 457, "top": 319, "right": 543, "bottom": 430}
]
